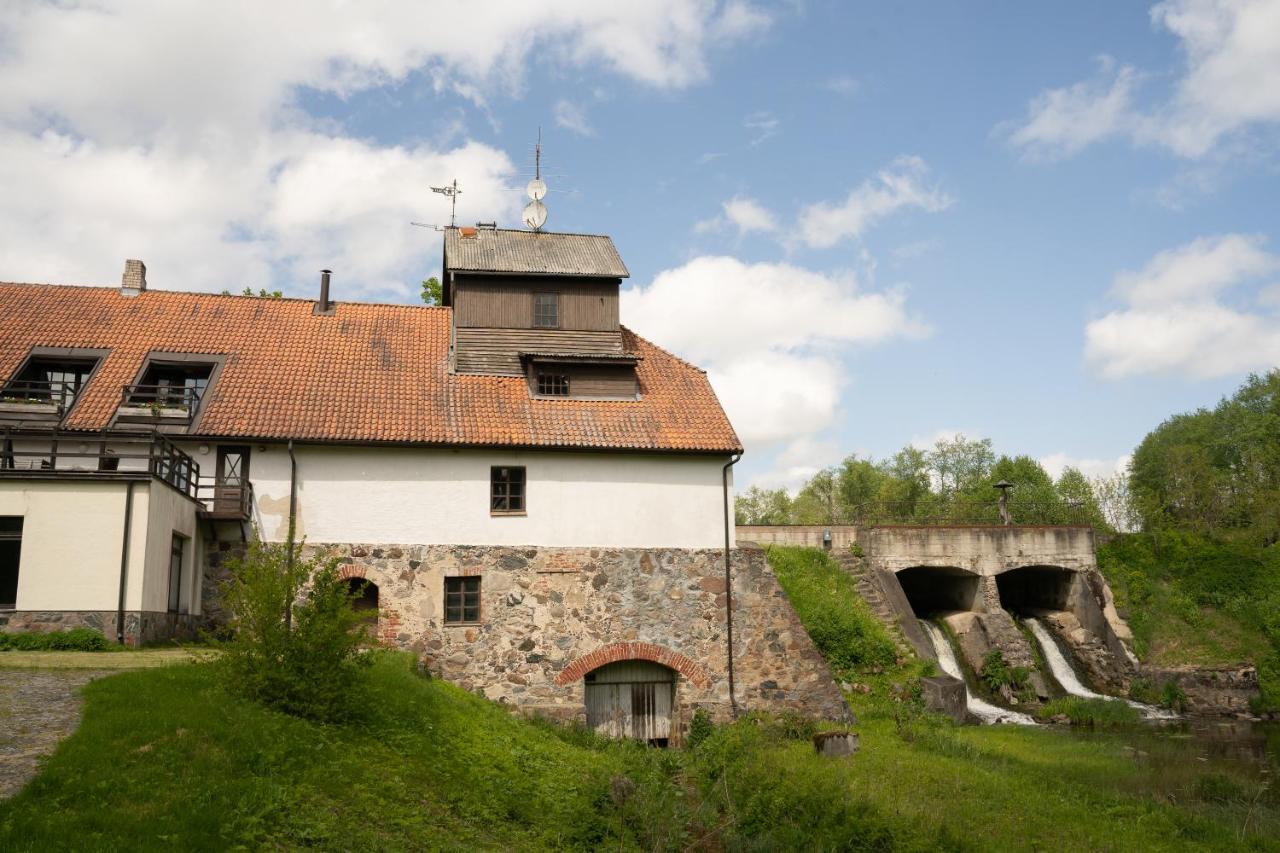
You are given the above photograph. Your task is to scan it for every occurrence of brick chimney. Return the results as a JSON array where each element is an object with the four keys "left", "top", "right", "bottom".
[{"left": 121, "top": 259, "right": 147, "bottom": 296}]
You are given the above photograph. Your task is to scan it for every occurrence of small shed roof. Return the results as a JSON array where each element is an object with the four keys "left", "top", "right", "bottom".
[{"left": 444, "top": 227, "right": 629, "bottom": 278}]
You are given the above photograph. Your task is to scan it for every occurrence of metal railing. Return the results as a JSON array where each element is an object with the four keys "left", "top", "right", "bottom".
[
  {"left": 0, "top": 380, "right": 79, "bottom": 415},
  {"left": 0, "top": 429, "right": 201, "bottom": 501},
  {"left": 764, "top": 499, "right": 1095, "bottom": 528},
  {"left": 120, "top": 384, "right": 203, "bottom": 424}
]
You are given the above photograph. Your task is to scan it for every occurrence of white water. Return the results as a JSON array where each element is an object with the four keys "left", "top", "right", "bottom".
[
  {"left": 1024, "top": 617, "right": 1177, "bottom": 720},
  {"left": 922, "top": 621, "right": 1036, "bottom": 726}
]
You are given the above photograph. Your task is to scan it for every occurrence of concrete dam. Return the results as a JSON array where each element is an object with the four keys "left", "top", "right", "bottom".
[{"left": 739, "top": 524, "right": 1148, "bottom": 723}]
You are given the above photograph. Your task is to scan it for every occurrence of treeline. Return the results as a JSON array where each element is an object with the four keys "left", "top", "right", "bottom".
[
  {"left": 736, "top": 434, "right": 1118, "bottom": 529},
  {"left": 1129, "top": 370, "right": 1280, "bottom": 544}
]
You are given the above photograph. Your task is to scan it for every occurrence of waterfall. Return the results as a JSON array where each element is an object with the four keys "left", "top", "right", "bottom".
[
  {"left": 922, "top": 621, "right": 1036, "bottom": 726},
  {"left": 1024, "top": 617, "right": 1176, "bottom": 720}
]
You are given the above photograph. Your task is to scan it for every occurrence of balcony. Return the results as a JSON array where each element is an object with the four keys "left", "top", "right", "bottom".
[
  {"left": 115, "top": 384, "right": 203, "bottom": 430},
  {"left": 0, "top": 380, "right": 77, "bottom": 425},
  {"left": 0, "top": 429, "right": 200, "bottom": 502}
]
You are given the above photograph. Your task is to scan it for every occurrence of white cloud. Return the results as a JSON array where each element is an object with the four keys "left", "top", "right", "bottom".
[
  {"left": 623, "top": 255, "right": 928, "bottom": 453},
  {"left": 0, "top": 1, "right": 768, "bottom": 298},
  {"left": 748, "top": 435, "right": 844, "bottom": 492},
  {"left": 553, "top": 100, "right": 594, "bottom": 136},
  {"left": 794, "top": 156, "right": 952, "bottom": 249},
  {"left": 1085, "top": 234, "right": 1280, "bottom": 379},
  {"left": 824, "top": 75, "right": 860, "bottom": 97},
  {"left": 1040, "top": 453, "right": 1131, "bottom": 480},
  {"left": 1007, "top": 59, "right": 1142, "bottom": 160},
  {"left": 1006, "top": 0, "right": 1280, "bottom": 159},
  {"left": 695, "top": 196, "right": 778, "bottom": 236},
  {"left": 743, "top": 110, "right": 780, "bottom": 145}
]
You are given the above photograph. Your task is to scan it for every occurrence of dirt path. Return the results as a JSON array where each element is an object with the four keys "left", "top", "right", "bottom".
[{"left": 0, "top": 669, "right": 119, "bottom": 799}]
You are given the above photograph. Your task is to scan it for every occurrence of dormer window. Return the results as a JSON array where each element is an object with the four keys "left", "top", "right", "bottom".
[
  {"left": 533, "top": 292, "right": 559, "bottom": 328},
  {"left": 536, "top": 373, "right": 570, "bottom": 396},
  {"left": 129, "top": 362, "right": 213, "bottom": 412},
  {"left": 2, "top": 355, "right": 100, "bottom": 413}
]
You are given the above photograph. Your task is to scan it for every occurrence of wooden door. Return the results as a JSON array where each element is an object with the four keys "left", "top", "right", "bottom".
[
  {"left": 215, "top": 445, "right": 250, "bottom": 513},
  {"left": 584, "top": 660, "right": 675, "bottom": 745}
]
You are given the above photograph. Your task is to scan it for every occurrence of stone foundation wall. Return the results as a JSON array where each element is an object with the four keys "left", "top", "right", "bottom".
[
  {"left": 1142, "top": 665, "right": 1261, "bottom": 716},
  {"left": 211, "top": 542, "right": 850, "bottom": 733},
  {"left": 0, "top": 610, "right": 199, "bottom": 645}
]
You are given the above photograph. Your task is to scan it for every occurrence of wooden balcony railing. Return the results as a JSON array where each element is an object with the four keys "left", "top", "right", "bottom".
[
  {"left": 0, "top": 429, "right": 201, "bottom": 501},
  {"left": 118, "top": 384, "right": 204, "bottom": 425},
  {"left": 0, "top": 380, "right": 80, "bottom": 416}
]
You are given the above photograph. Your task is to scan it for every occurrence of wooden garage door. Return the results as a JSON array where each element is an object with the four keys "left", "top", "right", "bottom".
[{"left": 584, "top": 660, "right": 675, "bottom": 745}]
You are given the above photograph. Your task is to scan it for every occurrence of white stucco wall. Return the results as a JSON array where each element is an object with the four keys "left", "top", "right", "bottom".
[
  {"left": 184, "top": 444, "right": 734, "bottom": 549},
  {"left": 0, "top": 480, "right": 148, "bottom": 611},
  {"left": 139, "top": 480, "right": 201, "bottom": 615}
]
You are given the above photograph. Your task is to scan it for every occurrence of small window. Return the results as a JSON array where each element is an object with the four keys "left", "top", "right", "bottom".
[
  {"left": 536, "top": 373, "right": 570, "bottom": 396},
  {"left": 444, "top": 576, "right": 481, "bottom": 624},
  {"left": 167, "top": 533, "right": 186, "bottom": 615},
  {"left": 533, "top": 293, "right": 559, "bottom": 328},
  {"left": 491, "top": 466, "right": 526, "bottom": 514}
]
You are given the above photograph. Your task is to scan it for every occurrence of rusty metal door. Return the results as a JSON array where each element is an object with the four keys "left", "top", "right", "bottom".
[{"left": 584, "top": 659, "right": 675, "bottom": 744}]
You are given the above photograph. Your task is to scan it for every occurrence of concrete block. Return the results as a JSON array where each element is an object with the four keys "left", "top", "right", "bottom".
[{"left": 921, "top": 675, "right": 966, "bottom": 723}]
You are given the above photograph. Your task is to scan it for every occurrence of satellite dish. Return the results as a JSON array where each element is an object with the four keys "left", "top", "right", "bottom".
[
  {"left": 522, "top": 199, "right": 548, "bottom": 230},
  {"left": 526, "top": 178, "right": 547, "bottom": 201}
]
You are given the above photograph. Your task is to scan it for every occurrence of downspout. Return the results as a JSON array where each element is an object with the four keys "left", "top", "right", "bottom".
[
  {"left": 115, "top": 481, "right": 136, "bottom": 645},
  {"left": 285, "top": 439, "right": 298, "bottom": 630},
  {"left": 722, "top": 452, "right": 742, "bottom": 717}
]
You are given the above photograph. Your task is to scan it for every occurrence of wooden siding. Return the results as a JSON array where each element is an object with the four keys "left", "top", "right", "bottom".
[
  {"left": 527, "top": 362, "right": 638, "bottom": 399},
  {"left": 453, "top": 276, "right": 620, "bottom": 331},
  {"left": 454, "top": 328, "right": 624, "bottom": 375}
]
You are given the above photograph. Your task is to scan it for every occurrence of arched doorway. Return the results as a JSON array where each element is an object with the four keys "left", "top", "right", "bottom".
[
  {"left": 346, "top": 577, "right": 379, "bottom": 614},
  {"left": 584, "top": 659, "right": 676, "bottom": 746}
]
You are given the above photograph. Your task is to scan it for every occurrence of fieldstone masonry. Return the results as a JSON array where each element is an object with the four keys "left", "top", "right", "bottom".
[{"left": 206, "top": 540, "right": 850, "bottom": 733}]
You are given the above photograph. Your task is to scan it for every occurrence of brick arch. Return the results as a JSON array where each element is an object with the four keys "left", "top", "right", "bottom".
[
  {"left": 555, "top": 642, "right": 712, "bottom": 689},
  {"left": 337, "top": 564, "right": 368, "bottom": 581}
]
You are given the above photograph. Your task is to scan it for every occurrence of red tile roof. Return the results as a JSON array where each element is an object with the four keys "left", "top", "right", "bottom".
[{"left": 0, "top": 283, "right": 741, "bottom": 453}]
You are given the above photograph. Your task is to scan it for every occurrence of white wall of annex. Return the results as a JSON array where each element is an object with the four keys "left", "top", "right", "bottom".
[
  {"left": 219, "top": 445, "right": 734, "bottom": 549},
  {"left": 0, "top": 480, "right": 148, "bottom": 611},
  {"left": 139, "top": 481, "right": 201, "bottom": 614}
]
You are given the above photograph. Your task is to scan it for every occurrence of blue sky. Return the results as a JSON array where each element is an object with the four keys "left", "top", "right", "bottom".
[{"left": 2, "top": 1, "right": 1279, "bottom": 489}]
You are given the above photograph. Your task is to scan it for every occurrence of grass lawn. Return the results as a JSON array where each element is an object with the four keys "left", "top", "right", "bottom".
[{"left": 0, "top": 651, "right": 1276, "bottom": 851}]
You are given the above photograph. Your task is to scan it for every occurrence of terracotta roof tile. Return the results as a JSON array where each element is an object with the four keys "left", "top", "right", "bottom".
[{"left": 0, "top": 283, "right": 741, "bottom": 453}]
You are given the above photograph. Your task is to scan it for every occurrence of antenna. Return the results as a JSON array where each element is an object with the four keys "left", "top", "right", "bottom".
[
  {"left": 522, "top": 128, "right": 548, "bottom": 231},
  {"left": 430, "top": 178, "right": 462, "bottom": 227}
]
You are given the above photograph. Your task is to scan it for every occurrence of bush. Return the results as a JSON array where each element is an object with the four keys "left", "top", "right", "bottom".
[
  {"left": 979, "top": 650, "right": 1029, "bottom": 694},
  {"left": 686, "top": 708, "right": 715, "bottom": 750},
  {"left": 216, "top": 541, "right": 371, "bottom": 721},
  {"left": 0, "top": 627, "right": 110, "bottom": 651}
]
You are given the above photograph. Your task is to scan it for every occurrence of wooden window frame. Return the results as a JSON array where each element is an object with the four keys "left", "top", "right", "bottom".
[
  {"left": 443, "top": 576, "right": 482, "bottom": 625},
  {"left": 532, "top": 292, "right": 559, "bottom": 329},
  {"left": 490, "top": 465, "right": 526, "bottom": 515},
  {"left": 536, "top": 373, "right": 570, "bottom": 397}
]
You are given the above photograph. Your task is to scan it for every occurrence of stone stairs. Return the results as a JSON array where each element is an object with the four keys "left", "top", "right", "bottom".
[{"left": 832, "top": 550, "right": 916, "bottom": 660}]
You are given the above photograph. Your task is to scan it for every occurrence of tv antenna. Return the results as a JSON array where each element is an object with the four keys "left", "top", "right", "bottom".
[
  {"left": 430, "top": 178, "right": 462, "bottom": 227},
  {"left": 522, "top": 129, "right": 548, "bottom": 231}
]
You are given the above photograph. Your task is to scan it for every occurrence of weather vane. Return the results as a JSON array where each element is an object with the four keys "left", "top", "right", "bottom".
[
  {"left": 522, "top": 129, "right": 548, "bottom": 232},
  {"left": 430, "top": 178, "right": 462, "bottom": 227}
]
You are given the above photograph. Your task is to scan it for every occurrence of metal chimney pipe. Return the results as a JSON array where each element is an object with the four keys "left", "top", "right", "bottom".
[{"left": 319, "top": 269, "right": 332, "bottom": 312}]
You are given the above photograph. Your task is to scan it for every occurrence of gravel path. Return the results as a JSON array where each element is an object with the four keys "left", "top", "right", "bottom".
[{"left": 0, "top": 669, "right": 117, "bottom": 799}]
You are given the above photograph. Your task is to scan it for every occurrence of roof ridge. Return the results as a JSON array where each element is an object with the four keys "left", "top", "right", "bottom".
[{"left": 0, "top": 281, "right": 451, "bottom": 312}]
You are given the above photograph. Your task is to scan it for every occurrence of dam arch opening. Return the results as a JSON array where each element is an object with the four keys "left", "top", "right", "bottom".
[
  {"left": 995, "top": 565, "right": 1074, "bottom": 615},
  {"left": 895, "top": 566, "right": 982, "bottom": 616}
]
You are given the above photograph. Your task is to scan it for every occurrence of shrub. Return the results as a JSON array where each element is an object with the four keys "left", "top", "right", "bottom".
[
  {"left": 979, "top": 650, "right": 1029, "bottom": 694},
  {"left": 686, "top": 708, "right": 715, "bottom": 750},
  {"left": 216, "top": 541, "right": 371, "bottom": 721},
  {"left": 0, "top": 627, "right": 110, "bottom": 651}
]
